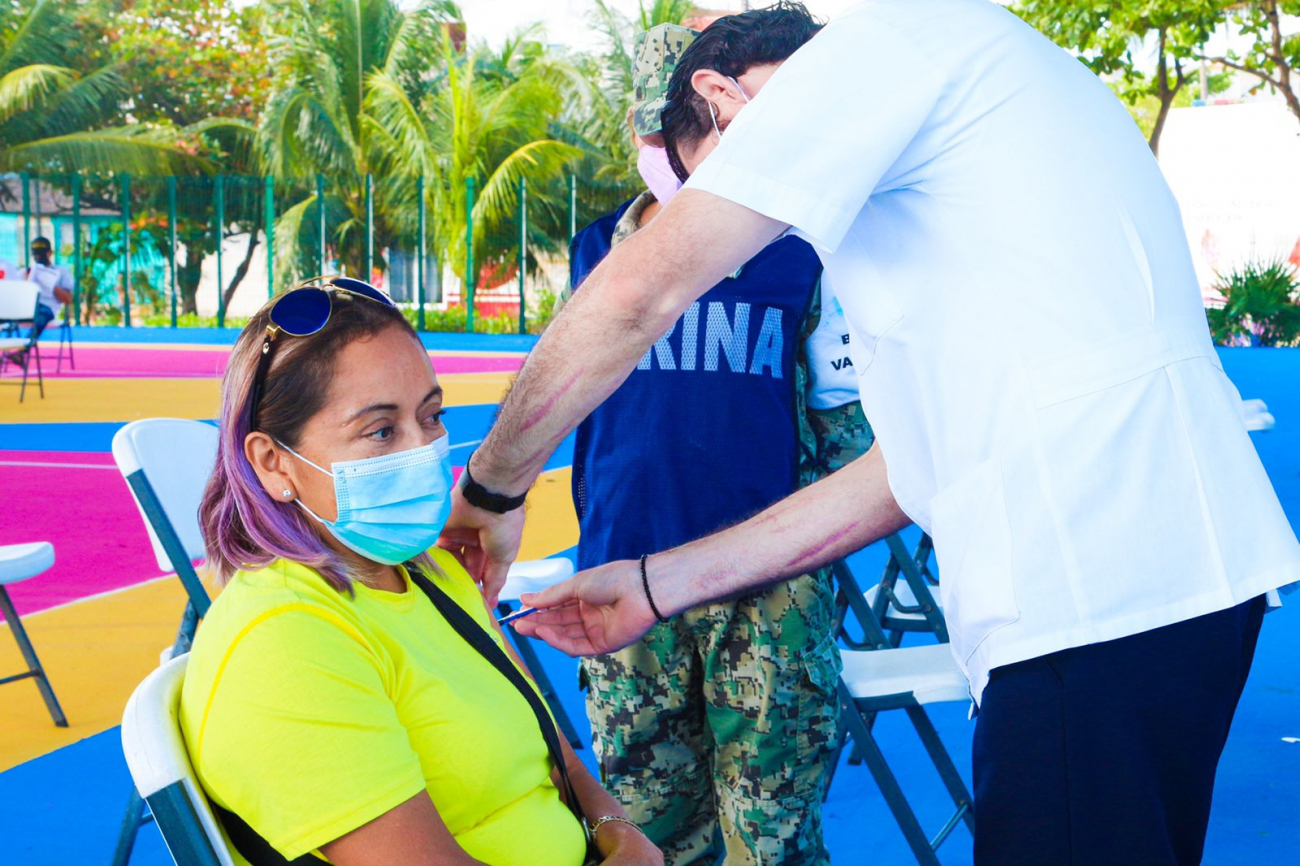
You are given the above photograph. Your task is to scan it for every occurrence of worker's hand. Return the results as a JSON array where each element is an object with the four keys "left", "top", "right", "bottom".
[
  {"left": 436, "top": 476, "right": 525, "bottom": 607},
  {"left": 512, "top": 559, "right": 659, "bottom": 656}
]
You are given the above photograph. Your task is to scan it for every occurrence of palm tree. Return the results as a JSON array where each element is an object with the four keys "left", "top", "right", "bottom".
[
  {"left": 0, "top": 0, "right": 204, "bottom": 174},
  {"left": 260, "top": 0, "right": 458, "bottom": 287},
  {"left": 367, "top": 25, "right": 586, "bottom": 295}
]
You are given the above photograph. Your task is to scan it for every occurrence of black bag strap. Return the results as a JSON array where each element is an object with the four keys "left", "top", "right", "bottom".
[
  {"left": 406, "top": 566, "right": 592, "bottom": 843},
  {"left": 211, "top": 805, "right": 322, "bottom": 865}
]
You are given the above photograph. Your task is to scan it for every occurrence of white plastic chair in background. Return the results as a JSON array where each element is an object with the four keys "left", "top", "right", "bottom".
[
  {"left": 120, "top": 653, "right": 236, "bottom": 866},
  {"left": 0, "top": 279, "right": 45, "bottom": 401},
  {"left": 1242, "top": 398, "right": 1275, "bottom": 432},
  {"left": 0, "top": 541, "right": 67, "bottom": 727}
]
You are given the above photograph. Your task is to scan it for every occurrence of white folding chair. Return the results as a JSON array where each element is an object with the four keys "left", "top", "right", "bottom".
[
  {"left": 834, "top": 534, "right": 947, "bottom": 650},
  {"left": 837, "top": 644, "right": 974, "bottom": 865},
  {"left": 111, "top": 419, "right": 220, "bottom": 866},
  {"left": 121, "top": 653, "right": 236, "bottom": 866},
  {"left": 112, "top": 418, "right": 220, "bottom": 646},
  {"left": 826, "top": 541, "right": 972, "bottom": 865},
  {"left": 0, "top": 279, "right": 45, "bottom": 401},
  {"left": 1242, "top": 398, "right": 1275, "bottom": 432},
  {"left": 0, "top": 541, "right": 68, "bottom": 726}
]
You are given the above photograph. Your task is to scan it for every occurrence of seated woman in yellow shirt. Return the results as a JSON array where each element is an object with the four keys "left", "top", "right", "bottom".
[{"left": 180, "top": 277, "right": 661, "bottom": 866}]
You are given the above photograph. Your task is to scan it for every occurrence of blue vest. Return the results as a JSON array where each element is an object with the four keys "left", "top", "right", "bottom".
[{"left": 569, "top": 200, "right": 822, "bottom": 569}]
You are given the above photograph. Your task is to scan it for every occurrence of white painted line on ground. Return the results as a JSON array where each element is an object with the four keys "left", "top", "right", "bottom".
[{"left": 0, "top": 460, "right": 118, "bottom": 470}]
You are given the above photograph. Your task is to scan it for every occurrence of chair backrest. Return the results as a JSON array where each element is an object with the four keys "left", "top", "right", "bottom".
[
  {"left": 112, "top": 419, "right": 220, "bottom": 574},
  {"left": 121, "top": 654, "right": 237, "bottom": 866},
  {"left": 0, "top": 279, "right": 40, "bottom": 320}
]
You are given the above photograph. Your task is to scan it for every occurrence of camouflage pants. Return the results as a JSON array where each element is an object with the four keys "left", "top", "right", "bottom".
[{"left": 581, "top": 569, "right": 842, "bottom": 866}]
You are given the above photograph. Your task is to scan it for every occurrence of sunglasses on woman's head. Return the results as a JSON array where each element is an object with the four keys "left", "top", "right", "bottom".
[{"left": 248, "top": 276, "right": 397, "bottom": 430}]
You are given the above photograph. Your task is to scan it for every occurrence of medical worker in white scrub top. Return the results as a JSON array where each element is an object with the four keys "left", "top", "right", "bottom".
[{"left": 440, "top": 2, "right": 1300, "bottom": 863}]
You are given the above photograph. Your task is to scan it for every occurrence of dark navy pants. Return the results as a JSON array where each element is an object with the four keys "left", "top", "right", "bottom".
[{"left": 972, "top": 597, "right": 1266, "bottom": 865}]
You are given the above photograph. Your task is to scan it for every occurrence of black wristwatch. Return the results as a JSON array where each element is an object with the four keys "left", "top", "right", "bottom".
[{"left": 461, "top": 456, "right": 527, "bottom": 514}]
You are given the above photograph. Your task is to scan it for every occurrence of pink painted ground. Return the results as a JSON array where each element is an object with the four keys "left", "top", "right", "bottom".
[
  {"left": 41, "top": 347, "right": 525, "bottom": 379},
  {"left": 0, "top": 451, "right": 469, "bottom": 620},
  {"left": 0, "top": 452, "right": 162, "bottom": 618}
]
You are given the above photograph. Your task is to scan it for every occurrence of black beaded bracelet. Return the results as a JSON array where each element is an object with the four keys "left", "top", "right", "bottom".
[{"left": 639, "top": 554, "right": 669, "bottom": 623}]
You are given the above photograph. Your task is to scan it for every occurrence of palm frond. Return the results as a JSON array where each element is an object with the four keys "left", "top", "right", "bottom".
[
  {"left": 29, "top": 65, "right": 127, "bottom": 139},
  {"left": 475, "top": 139, "right": 581, "bottom": 228},
  {"left": 0, "top": 0, "right": 75, "bottom": 77},
  {"left": 0, "top": 127, "right": 212, "bottom": 175},
  {"left": 0, "top": 63, "right": 74, "bottom": 125}
]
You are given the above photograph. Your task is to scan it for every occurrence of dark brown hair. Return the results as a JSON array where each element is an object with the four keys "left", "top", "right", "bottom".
[{"left": 661, "top": 1, "right": 823, "bottom": 181}]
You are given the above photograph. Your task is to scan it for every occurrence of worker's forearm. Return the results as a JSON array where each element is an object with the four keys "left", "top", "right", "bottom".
[
  {"left": 472, "top": 191, "right": 786, "bottom": 495},
  {"left": 471, "top": 244, "right": 685, "bottom": 494},
  {"left": 651, "top": 445, "right": 910, "bottom": 614}
]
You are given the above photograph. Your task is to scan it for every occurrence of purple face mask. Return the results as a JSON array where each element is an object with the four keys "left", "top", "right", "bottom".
[{"left": 637, "top": 144, "right": 683, "bottom": 205}]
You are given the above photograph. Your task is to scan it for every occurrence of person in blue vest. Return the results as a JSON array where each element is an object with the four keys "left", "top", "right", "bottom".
[{"left": 564, "top": 11, "right": 870, "bottom": 865}]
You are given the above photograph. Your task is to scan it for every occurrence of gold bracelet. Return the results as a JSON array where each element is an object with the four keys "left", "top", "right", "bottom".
[{"left": 588, "top": 815, "right": 643, "bottom": 836}]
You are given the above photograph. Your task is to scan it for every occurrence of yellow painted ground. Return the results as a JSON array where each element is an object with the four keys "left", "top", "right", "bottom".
[
  {"left": 0, "top": 467, "right": 578, "bottom": 772},
  {"left": 0, "top": 372, "right": 515, "bottom": 425}
]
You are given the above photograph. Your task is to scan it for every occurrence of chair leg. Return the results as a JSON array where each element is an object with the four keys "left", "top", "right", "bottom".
[
  {"left": 18, "top": 350, "right": 27, "bottom": 402},
  {"left": 34, "top": 338, "right": 43, "bottom": 398},
  {"left": 840, "top": 685, "right": 941, "bottom": 866},
  {"left": 0, "top": 587, "right": 68, "bottom": 726},
  {"left": 498, "top": 602, "right": 584, "bottom": 749},
  {"left": 111, "top": 787, "right": 147, "bottom": 866},
  {"left": 905, "top": 705, "right": 975, "bottom": 834}
]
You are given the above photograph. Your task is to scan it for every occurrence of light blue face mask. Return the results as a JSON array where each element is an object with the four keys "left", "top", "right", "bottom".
[{"left": 281, "top": 434, "right": 454, "bottom": 566}]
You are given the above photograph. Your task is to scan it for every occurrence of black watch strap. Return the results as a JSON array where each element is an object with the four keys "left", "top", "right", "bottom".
[{"left": 462, "top": 458, "right": 527, "bottom": 513}]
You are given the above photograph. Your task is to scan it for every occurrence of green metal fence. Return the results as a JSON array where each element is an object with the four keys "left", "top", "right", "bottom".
[{"left": 0, "top": 170, "right": 609, "bottom": 333}]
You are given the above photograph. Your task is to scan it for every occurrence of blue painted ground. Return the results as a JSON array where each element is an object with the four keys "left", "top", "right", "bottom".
[{"left": 1, "top": 348, "right": 1296, "bottom": 864}]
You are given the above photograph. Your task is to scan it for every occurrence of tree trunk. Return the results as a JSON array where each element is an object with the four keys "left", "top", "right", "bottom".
[
  {"left": 1263, "top": 1, "right": 1300, "bottom": 125},
  {"left": 220, "top": 227, "right": 260, "bottom": 313},
  {"left": 1148, "top": 30, "right": 1183, "bottom": 157},
  {"left": 178, "top": 254, "right": 202, "bottom": 315}
]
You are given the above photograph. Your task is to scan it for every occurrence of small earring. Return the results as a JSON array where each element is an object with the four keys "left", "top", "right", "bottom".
[{"left": 282, "top": 489, "right": 292, "bottom": 499}]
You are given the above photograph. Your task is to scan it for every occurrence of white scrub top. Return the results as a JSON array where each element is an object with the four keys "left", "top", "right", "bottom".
[
  {"left": 25, "top": 263, "right": 72, "bottom": 315},
  {"left": 687, "top": 0, "right": 1300, "bottom": 702}
]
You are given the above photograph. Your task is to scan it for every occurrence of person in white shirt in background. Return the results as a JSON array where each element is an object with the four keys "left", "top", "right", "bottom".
[
  {"left": 440, "top": 1, "right": 1300, "bottom": 863},
  {"left": 24, "top": 236, "right": 73, "bottom": 337}
]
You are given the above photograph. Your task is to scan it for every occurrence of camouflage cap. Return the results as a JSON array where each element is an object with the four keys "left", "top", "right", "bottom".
[{"left": 631, "top": 23, "right": 700, "bottom": 137}]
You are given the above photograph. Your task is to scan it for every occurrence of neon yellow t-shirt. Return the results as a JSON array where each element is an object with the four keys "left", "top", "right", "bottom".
[{"left": 178, "top": 548, "right": 587, "bottom": 865}]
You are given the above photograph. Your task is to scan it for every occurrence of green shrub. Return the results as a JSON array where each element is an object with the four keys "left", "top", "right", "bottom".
[
  {"left": 139, "top": 313, "right": 249, "bottom": 329},
  {"left": 1206, "top": 259, "right": 1300, "bottom": 347},
  {"left": 400, "top": 306, "right": 521, "bottom": 334}
]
